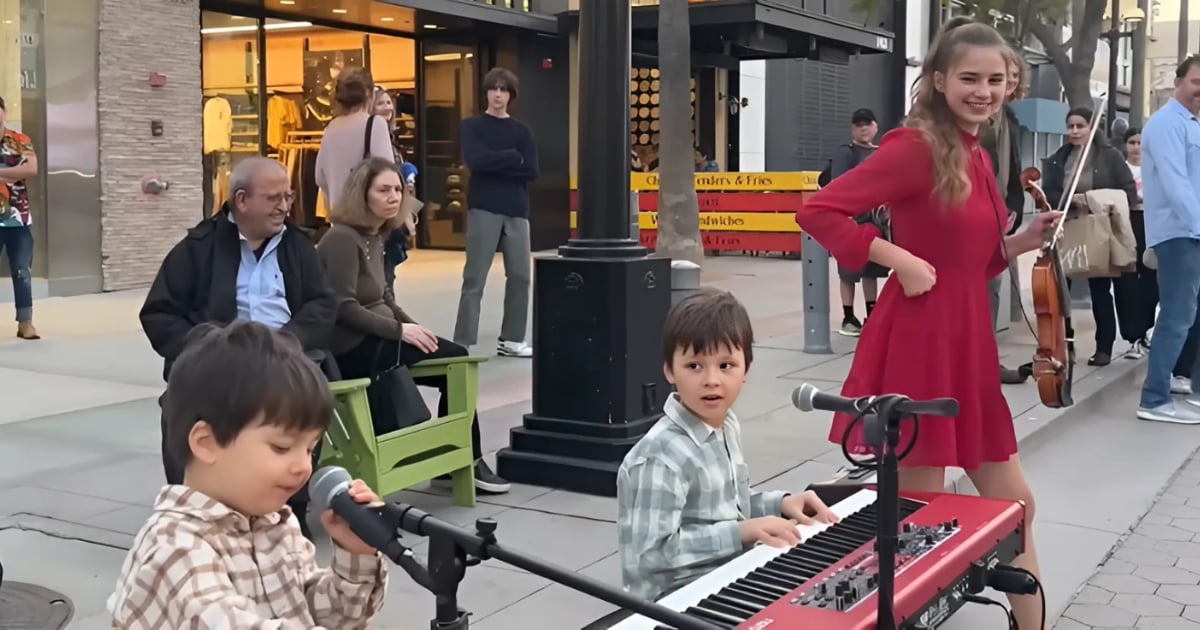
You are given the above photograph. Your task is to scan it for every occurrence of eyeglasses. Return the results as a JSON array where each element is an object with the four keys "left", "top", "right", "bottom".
[{"left": 241, "top": 190, "right": 294, "bottom": 206}]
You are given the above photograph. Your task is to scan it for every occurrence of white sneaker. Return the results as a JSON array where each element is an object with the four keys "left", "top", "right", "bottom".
[
  {"left": 497, "top": 340, "right": 533, "bottom": 358},
  {"left": 1173, "top": 376, "right": 1193, "bottom": 395},
  {"left": 1137, "top": 403, "right": 1200, "bottom": 424}
]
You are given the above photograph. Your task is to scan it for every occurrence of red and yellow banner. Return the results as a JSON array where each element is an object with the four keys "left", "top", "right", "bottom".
[{"left": 567, "top": 171, "right": 818, "bottom": 254}]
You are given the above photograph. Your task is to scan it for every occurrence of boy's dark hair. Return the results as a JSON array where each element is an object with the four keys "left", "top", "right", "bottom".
[
  {"left": 164, "top": 321, "right": 334, "bottom": 467},
  {"left": 662, "top": 288, "right": 754, "bottom": 367},
  {"left": 482, "top": 67, "right": 519, "bottom": 101}
]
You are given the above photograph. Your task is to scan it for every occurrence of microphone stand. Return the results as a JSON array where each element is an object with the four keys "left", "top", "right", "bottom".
[
  {"left": 377, "top": 503, "right": 721, "bottom": 630},
  {"left": 859, "top": 394, "right": 907, "bottom": 630}
]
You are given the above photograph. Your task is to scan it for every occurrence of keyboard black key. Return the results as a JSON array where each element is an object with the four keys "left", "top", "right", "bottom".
[{"left": 683, "top": 604, "right": 741, "bottom": 627}]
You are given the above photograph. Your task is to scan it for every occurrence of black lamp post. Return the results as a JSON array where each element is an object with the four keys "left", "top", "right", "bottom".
[{"left": 495, "top": 0, "right": 674, "bottom": 497}]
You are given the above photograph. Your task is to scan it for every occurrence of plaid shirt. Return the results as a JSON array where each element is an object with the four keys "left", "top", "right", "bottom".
[
  {"left": 617, "top": 394, "right": 787, "bottom": 601},
  {"left": 108, "top": 485, "right": 387, "bottom": 629}
]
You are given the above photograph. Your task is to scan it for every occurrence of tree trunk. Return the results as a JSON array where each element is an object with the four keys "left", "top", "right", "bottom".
[
  {"left": 654, "top": 0, "right": 703, "bottom": 265},
  {"left": 1029, "top": 0, "right": 1105, "bottom": 109}
]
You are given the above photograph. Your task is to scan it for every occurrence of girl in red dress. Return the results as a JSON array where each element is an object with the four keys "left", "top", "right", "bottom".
[{"left": 795, "top": 18, "right": 1059, "bottom": 629}]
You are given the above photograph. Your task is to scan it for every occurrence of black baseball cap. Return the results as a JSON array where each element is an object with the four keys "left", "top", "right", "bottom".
[{"left": 851, "top": 108, "right": 876, "bottom": 124}]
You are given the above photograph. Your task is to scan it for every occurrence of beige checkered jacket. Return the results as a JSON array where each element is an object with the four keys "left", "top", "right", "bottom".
[{"left": 107, "top": 485, "right": 388, "bottom": 629}]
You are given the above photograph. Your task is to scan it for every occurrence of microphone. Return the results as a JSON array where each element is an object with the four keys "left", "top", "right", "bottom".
[
  {"left": 309, "top": 466, "right": 432, "bottom": 591},
  {"left": 792, "top": 383, "right": 959, "bottom": 418},
  {"left": 793, "top": 382, "right": 874, "bottom": 415}
]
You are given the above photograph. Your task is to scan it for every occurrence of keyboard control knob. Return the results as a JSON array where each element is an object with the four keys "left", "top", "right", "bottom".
[
  {"left": 943, "top": 521, "right": 954, "bottom": 532},
  {"left": 952, "top": 518, "right": 959, "bottom": 528},
  {"left": 903, "top": 522, "right": 914, "bottom": 533}
]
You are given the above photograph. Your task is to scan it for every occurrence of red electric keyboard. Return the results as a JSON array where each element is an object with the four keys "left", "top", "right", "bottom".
[{"left": 606, "top": 486, "right": 1025, "bottom": 630}]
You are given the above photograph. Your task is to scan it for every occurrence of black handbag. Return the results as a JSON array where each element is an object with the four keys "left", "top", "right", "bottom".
[{"left": 366, "top": 342, "right": 432, "bottom": 435}]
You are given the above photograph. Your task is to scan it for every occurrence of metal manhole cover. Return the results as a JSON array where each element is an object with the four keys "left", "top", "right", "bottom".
[{"left": 0, "top": 582, "right": 73, "bottom": 629}]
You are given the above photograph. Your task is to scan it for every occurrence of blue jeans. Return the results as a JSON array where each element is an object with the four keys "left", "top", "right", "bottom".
[
  {"left": 0, "top": 226, "right": 32, "bottom": 322},
  {"left": 1141, "top": 237, "right": 1200, "bottom": 408}
]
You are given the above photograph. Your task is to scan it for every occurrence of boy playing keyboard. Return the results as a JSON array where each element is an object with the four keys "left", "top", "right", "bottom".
[{"left": 617, "top": 288, "right": 838, "bottom": 601}]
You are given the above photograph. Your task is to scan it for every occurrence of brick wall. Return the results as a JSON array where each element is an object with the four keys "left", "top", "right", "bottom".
[{"left": 97, "top": 0, "right": 202, "bottom": 290}]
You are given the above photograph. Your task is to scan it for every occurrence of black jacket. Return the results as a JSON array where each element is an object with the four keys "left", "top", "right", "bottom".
[
  {"left": 1042, "top": 141, "right": 1138, "bottom": 214},
  {"left": 980, "top": 104, "right": 1025, "bottom": 234},
  {"left": 139, "top": 204, "right": 337, "bottom": 380}
]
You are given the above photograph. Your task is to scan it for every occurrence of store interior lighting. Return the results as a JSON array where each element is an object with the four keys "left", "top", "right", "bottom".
[{"left": 201, "top": 20, "right": 313, "bottom": 35}]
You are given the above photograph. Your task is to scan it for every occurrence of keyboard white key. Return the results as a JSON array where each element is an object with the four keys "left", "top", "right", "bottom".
[{"left": 610, "top": 489, "right": 879, "bottom": 630}]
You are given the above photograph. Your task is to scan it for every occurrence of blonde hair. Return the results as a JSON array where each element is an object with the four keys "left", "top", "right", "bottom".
[
  {"left": 328, "top": 157, "right": 406, "bottom": 233},
  {"left": 1003, "top": 46, "right": 1030, "bottom": 102},
  {"left": 905, "top": 17, "right": 1008, "bottom": 207}
]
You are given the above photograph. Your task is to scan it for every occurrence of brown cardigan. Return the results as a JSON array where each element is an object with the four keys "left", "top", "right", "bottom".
[{"left": 316, "top": 223, "right": 414, "bottom": 355}]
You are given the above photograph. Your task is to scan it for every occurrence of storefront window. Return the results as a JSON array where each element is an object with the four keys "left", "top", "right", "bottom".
[
  {"left": 470, "top": 0, "right": 532, "bottom": 10},
  {"left": 0, "top": 0, "right": 40, "bottom": 135},
  {"left": 420, "top": 42, "right": 476, "bottom": 250},
  {"left": 200, "top": 11, "right": 260, "bottom": 218},
  {"left": 0, "top": 0, "right": 43, "bottom": 276},
  {"left": 200, "top": 13, "right": 416, "bottom": 230}
]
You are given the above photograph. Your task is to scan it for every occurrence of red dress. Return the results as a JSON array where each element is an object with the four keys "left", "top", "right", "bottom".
[{"left": 796, "top": 128, "right": 1015, "bottom": 469}]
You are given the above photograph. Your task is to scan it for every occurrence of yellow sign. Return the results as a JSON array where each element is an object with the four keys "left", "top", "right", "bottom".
[
  {"left": 569, "top": 172, "right": 820, "bottom": 192},
  {"left": 569, "top": 211, "right": 801, "bottom": 233}
]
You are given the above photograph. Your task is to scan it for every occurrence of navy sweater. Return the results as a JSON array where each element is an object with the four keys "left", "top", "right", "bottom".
[{"left": 460, "top": 113, "right": 539, "bottom": 218}]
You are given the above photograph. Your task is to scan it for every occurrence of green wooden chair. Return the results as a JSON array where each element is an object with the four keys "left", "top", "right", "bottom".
[{"left": 320, "top": 356, "right": 487, "bottom": 507}]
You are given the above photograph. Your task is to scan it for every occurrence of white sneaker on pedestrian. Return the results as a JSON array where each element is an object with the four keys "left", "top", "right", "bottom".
[
  {"left": 498, "top": 339, "right": 533, "bottom": 358},
  {"left": 1173, "top": 376, "right": 1193, "bottom": 395},
  {"left": 1138, "top": 402, "right": 1200, "bottom": 424}
]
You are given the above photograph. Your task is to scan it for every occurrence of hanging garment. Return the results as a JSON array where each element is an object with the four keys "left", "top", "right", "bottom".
[
  {"left": 203, "top": 97, "right": 232, "bottom": 155},
  {"left": 267, "top": 96, "right": 302, "bottom": 149}
]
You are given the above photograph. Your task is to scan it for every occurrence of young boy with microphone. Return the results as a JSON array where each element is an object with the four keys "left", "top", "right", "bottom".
[{"left": 108, "top": 321, "right": 388, "bottom": 628}]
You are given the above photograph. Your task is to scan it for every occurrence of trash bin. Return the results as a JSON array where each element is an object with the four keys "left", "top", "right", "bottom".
[{"left": 670, "top": 260, "right": 701, "bottom": 306}]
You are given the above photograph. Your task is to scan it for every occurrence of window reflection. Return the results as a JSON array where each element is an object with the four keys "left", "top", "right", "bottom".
[{"left": 420, "top": 44, "right": 476, "bottom": 249}]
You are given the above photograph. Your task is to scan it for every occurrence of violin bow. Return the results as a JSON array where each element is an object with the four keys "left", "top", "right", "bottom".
[{"left": 1044, "top": 95, "right": 1108, "bottom": 252}]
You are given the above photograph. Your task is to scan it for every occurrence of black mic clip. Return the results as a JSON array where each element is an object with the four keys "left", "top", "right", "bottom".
[{"left": 376, "top": 503, "right": 435, "bottom": 593}]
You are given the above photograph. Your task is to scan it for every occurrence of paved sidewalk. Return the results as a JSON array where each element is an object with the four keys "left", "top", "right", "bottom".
[
  {"left": 1055, "top": 448, "right": 1200, "bottom": 630},
  {"left": 0, "top": 251, "right": 1158, "bottom": 629}
]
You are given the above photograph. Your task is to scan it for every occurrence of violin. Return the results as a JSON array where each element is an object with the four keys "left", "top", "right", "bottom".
[
  {"left": 1022, "top": 167, "right": 1074, "bottom": 408},
  {"left": 1022, "top": 97, "right": 1103, "bottom": 408}
]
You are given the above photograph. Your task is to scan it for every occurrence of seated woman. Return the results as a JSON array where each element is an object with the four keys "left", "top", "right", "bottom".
[{"left": 316, "top": 157, "right": 510, "bottom": 495}]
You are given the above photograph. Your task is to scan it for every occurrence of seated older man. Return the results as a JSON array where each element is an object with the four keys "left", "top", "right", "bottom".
[{"left": 139, "top": 156, "right": 337, "bottom": 533}]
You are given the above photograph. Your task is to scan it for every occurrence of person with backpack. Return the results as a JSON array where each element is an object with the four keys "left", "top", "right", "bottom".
[{"left": 823, "top": 108, "right": 886, "bottom": 336}]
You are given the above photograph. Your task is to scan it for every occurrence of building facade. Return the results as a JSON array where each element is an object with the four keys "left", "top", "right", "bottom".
[{"left": 9, "top": 0, "right": 894, "bottom": 298}]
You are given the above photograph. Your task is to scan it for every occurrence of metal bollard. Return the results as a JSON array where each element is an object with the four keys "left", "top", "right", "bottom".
[
  {"left": 630, "top": 191, "right": 640, "bottom": 242},
  {"left": 801, "top": 233, "right": 833, "bottom": 354},
  {"left": 994, "top": 265, "right": 1011, "bottom": 333},
  {"left": 670, "top": 260, "right": 701, "bottom": 306}
]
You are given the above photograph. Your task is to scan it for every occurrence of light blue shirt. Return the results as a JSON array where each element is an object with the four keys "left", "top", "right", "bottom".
[
  {"left": 231, "top": 216, "right": 291, "bottom": 329},
  {"left": 1142, "top": 98, "right": 1200, "bottom": 248}
]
